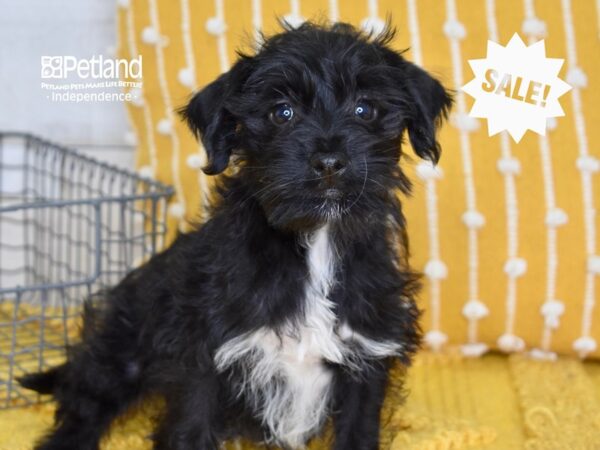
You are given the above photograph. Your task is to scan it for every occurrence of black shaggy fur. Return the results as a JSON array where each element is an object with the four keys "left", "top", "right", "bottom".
[{"left": 20, "top": 22, "right": 451, "bottom": 450}]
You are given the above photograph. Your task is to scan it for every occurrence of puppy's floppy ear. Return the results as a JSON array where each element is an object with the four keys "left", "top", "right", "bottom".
[
  {"left": 402, "top": 63, "right": 453, "bottom": 163},
  {"left": 180, "top": 57, "right": 253, "bottom": 175}
]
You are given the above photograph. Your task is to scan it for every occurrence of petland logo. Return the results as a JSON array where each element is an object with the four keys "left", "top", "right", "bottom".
[
  {"left": 40, "top": 55, "right": 143, "bottom": 103},
  {"left": 41, "top": 55, "right": 142, "bottom": 79}
]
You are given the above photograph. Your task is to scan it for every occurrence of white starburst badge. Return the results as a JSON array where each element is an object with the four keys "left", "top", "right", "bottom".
[{"left": 462, "top": 33, "right": 571, "bottom": 142}]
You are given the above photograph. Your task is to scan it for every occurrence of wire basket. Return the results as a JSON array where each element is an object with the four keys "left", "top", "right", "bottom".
[{"left": 0, "top": 132, "right": 173, "bottom": 408}]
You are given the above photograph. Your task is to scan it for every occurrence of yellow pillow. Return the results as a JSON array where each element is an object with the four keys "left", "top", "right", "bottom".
[{"left": 117, "top": 0, "right": 600, "bottom": 359}]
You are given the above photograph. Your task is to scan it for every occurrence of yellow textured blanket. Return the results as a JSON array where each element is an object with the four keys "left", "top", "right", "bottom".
[{"left": 2, "top": 351, "right": 600, "bottom": 449}]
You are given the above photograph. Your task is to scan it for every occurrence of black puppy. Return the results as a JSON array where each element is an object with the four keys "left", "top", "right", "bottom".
[{"left": 20, "top": 22, "right": 451, "bottom": 450}]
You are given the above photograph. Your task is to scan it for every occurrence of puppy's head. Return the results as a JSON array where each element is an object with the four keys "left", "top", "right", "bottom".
[{"left": 182, "top": 22, "right": 452, "bottom": 231}]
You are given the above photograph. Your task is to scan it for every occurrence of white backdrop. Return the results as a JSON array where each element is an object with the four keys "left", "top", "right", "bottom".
[{"left": 0, "top": 0, "right": 134, "bottom": 168}]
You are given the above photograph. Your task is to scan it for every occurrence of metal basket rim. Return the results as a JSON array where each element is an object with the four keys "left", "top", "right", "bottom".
[{"left": 0, "top": 131, "right": 175, "bottom": 211}]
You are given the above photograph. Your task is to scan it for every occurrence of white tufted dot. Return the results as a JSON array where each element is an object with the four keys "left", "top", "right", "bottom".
[
  {"left": 504, "top": 257, "right": 527, "bottom": 278},
  {"left": 521, "top": 17, "right": 547, "bottom": 38},
  {"left": 530, "top": 349, "right": 557, "bottom": 361},
  {"left": 452, "top": 112, "right": 480, "bottom": 132},
  {"left": 138, "top": 165, "right": 154, "bottom": 180},
  {"left": 178, "top": 67, "right": 195, "bottom": 88},
  {"left": 424, "top": 259, "right": 448, "bottom": 280},
  {"left": 124, "top": 130, "right": 138, "bottom": 146},
  {"left": 576, "top": 155, "right": 600, "bottom": 173},
  {"left": 283, "top": 13, "right": 306, "bottom": 29},
  {"left": 497, "top": 156, "right": 521, "bottom": 175},
  {"left": 416, "top": 161, "right": 443, "bottom": 180},
  {"left": 462, "top": 210, "right": 485, "bottom": 229},
  {"left": 566, "top": 67, "right": 588, "bottom": 88},
  {"left": 541, "top": 299, "right": 565, "bottom": 318},
  {"left": 128, "top": 87, "right": 144, "bottom": 107},
  {"left": 205, "top": 17, "right": 227, "bottom": 36},
  {"left": 546, "top": 117, "right": 558, "bottom": 131},
  {"left": 157, "top": 118, "right": 172, "bottom": 135},
  {"left": 168, "top": 202, "right": 185, "bottom": 219},
  {"left": 360, "top": 17, "right": 386, "bottom": 36},
  {"left": 545, "top": 208, "right": 568, "bottom": 227},
  {"left": 186, "top": 153, "right": 204, "bottom": 170},
  {"left": 424, "top": 330, "right": 448, "bottom": 350},
  {"left": 141, "top": 26, "right": 161, "bottom": 44},
  {"left": 443, "top": 19, "right": 466, "bottom": 40},
  {"left": 497, "top": 333, "right": 525, "bottom": 353},
  {"left": 588, "top": 255, "right": 600, "bottom": 274},
  {"left": 117, "top": 0, "right": 130, "bottom": 8},
  {"left": 573, "top": 336, "right": 597, "bottom": 358},
  {"left": 462, "top": 300, "right": 489, "bottom": 320},
  {"left": 541, "top": 300, "right": 565, "bottom": 329},
  {"left": 461, "top": 342, "right": 488, "bottom": 357}
]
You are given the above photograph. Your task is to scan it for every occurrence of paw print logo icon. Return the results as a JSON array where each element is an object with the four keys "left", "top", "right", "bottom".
[{"left": 41, "top": 56, "right": 63, "bottom": 78}]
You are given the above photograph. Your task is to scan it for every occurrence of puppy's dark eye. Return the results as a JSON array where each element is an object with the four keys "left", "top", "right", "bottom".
[
  {"left": 354, "top": 100, "right": 377, "bottom": 122},
  {"left": 269, "top": 103, "right": 294, "bottom": 125}
]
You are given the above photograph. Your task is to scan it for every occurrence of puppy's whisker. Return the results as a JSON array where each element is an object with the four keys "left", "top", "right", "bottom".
[
  {"left": 341, "top": 156, "right": 368, "bottom": 216},
  {"left": 239, "top": 165, "right": 271, "bottom": 170},
  {"left": 366, "top": 177, "right": 389, "bottom": 192}
]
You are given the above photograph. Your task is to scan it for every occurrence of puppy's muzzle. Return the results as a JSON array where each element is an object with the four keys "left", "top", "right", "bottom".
[{"left": 310, "top": 151, "right": 348, "bottom": 183}]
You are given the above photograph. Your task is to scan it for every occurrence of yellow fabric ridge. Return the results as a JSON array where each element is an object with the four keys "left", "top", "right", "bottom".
[{"left": 3, "top": 351, "right": 600, "bottom": 449}]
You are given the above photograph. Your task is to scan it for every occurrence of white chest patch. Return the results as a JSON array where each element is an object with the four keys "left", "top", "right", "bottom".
[{"left": 214, "top": 225, "right": 403, "bottom": 449}]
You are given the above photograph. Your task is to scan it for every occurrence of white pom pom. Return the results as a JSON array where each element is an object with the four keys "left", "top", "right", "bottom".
[
  {"left": 128, "top": 87, "right": 144, "bottom": 107},
  {"left": 497, "top": 156, "right": 521, "bottom": 175},
  {"left": 124, "top": 130, "right": 138, "bottom": 146},
  {"left": 587, "top": 255, "right": 600, "bottom": 274},
  {"left": 424, "top": 259, "right": 448, "bottom": 280},
  {"left": 186, "top": 153, "right": 204, "bottom": 170},
  {"left": 530, "top": 349, "right": 557, "bottom": 361},
  {"left": 541, "top": 300, "right": 565, "bottom": 329},
  {"left": 138, "top": 165, "right": 154, "bottom": 180},
  {"left": 168, "top": 202, "right": 185, "bottom": 219},
  {"left": 284, "top": 13, "right": 306, "bottom": 29},
  {"left": 443, "top": 19, "right": 466, "bottom": 40},
  {"left": 566, "top": 67, "right": 588, "bottom": 88},
  {"left": 462, "top": 210, "right": 485, "bottom": 229},
  {"left": 117, "top": 0, "right": 130, "bottom": 8},
  {"left": 462, "top": 300, "right": 489, "bottom": 320},
  {"left": 573, "top": 336, "right": 597, "bottom": 358},
  {"left": 545, "top": 208, "right": 568, "bottom": 227},
  {"left": 178, "top": 67, "right": 194, "bottom": 88},
  {"left": 546, "top": 117, "right": 558, "bottom": 131},
  {"left": 497, "top": 333, "right": 525, "bottom": 353},
  {"left": 360, "top": 17, "right": 386, "bottom": 36},
  {"left": 424, "top": 330, "right": 448, "bottom": 350},
  {"left": 521, "top": 17, "right": 547, "bottom": 37},
  {"left": 504, "top": 257, "right": 527, "bottom": 278},
  {"left": 541, "top": 299, "right": 565, "bottom": 317},
  {"left": 452, "top": 112, "right": 480, "bottom": 132},
  {"left": 576, "top": 155, "right": 600, "bottom": 173},
  {"left": 142, "top": 26, "right": 160, "bottom": 44},
  {"left": 157, "top": 118, "right": 172, "bottom": 135},
  {"left": 205, "top": 17, "right": 227, "bottom": 36},
  {"left": 461, "top": 342, "right": 488, "bottom": 357},
  {"left": 416, "top": 161, "right": 443, "bottom": 180}
]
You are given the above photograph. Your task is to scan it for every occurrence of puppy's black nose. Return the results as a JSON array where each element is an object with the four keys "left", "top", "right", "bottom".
[{"left": 310, "top": 152, "right": 348, "bottom": 178}]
